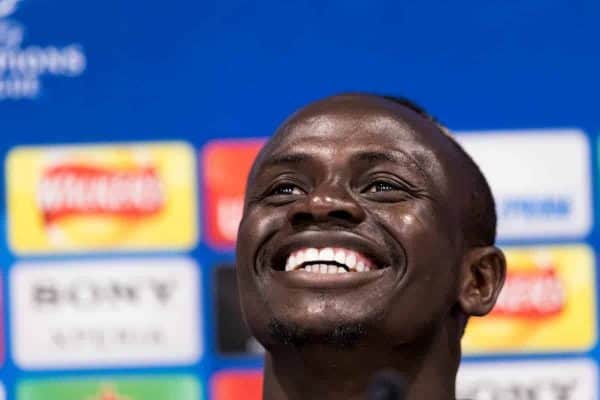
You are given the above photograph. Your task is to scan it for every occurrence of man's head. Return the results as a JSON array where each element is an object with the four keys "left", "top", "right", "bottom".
[{"left": 236, "top": 93, "right": 505, "bottom": 353}]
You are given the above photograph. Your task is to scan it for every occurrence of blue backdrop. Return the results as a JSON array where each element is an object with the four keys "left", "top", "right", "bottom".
[{"left": 1, "top": 1, "right": 600, "bottom": 399}]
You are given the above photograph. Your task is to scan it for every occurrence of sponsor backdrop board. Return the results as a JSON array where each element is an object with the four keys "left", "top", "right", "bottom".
[
  {"left": 457, "top": 360, "right": 598, "bottom": 400},
  {"left": 1, "top": 1, "right": 600, "bottom": 399},
  {"left": 462, "top": 244, "right": 597, "bottom": 354},
  {"left": 6, "top": 142, "right": 198, "bottom": 254},
  {"left": 16, "top": 376, "right": 201, "bottom": 400},
  {"left": 10, "top": 257, "right": 202, "bottom": 369}
]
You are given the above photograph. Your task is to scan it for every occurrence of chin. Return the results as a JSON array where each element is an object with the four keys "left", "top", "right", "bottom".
[
  {"left": 267, "top": 319, "right": 369, "bottom": 349},
  {"left": 250, "top": 305, "right": 377, "bottom": 350}
]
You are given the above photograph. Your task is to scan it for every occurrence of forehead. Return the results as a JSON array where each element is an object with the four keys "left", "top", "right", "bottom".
[
  {"left": 255, "top": 97, "right": 458, "bottom": 187},
  {"left": 278, "top": 110, "right": 432, "bottom": 155}
]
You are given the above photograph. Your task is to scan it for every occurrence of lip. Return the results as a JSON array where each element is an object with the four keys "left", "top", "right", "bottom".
[
  {"left": 265, "top": 230, "right": 401, "bottom": 274},
  {"left": 269, "top": 267, "right": 389, "bottom": 290}
]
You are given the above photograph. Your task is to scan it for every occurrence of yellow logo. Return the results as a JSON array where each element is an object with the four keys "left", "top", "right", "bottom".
[
  {"left": 6, "top": 142, "right": 198, "bottom": 254},
  {"left": 462, "top": 245, "right": 596, "bottom": 354}
]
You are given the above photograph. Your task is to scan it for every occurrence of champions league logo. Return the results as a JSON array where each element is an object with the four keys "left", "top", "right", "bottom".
[
  {"left": 0, "top": 0, "right": 21, "bottom": 19},
  {"left": 0, "top": 0, "right": 87, "bottom": 100},
  {"left": 0, "top": 0, "right": 23, "bottom": 48}
]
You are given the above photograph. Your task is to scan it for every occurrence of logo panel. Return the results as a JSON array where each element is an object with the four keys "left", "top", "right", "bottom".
[
  {"left": 17, "top": 376, "right": 200, "bottom": 400},
  {"left": 211, "top": 371, "right": 262, "bottom": 400},
  {"left": 11, "top": 257, "right": 201, "bottom": 369},
  {"left": 457, "top": 360, "right": 597, "bottom": 399},
  {"left": 203, "top": 139, "right": 264, "bottom": 248},
  {"left": 462, "top": 245, "right": 596, "bottom": 353},
  {"left": 6, "top": 142, "right": 198, "bottom": 253},
  {"left": 457, "top": 130, "right": 591, "bottom": 239}
]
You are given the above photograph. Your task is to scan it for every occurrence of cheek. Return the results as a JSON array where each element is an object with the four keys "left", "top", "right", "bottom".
[
  {"left": 374, "top": 206, "right": 461, "bottom": 342},
  {"left": 236, "top": 205, "right": 285, "bottom": 260},
  {"left": 236, "top": 206, "right": 288, "bottom": 338},
  {"left": 379, "top": 202, "right": 458, "bottom": 265}
]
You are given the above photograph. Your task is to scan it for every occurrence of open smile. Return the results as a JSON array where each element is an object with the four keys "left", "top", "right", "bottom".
[
  {"left": 285, "top": 247, "right": 376, "bottom": 273},
  {"left": 263, "top": 231, "right": 402, "bottom": 289}
]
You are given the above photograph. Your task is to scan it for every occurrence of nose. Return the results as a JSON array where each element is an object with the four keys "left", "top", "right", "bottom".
[{"left": 286, "top": 183, "right": 366, "bottom": 227}]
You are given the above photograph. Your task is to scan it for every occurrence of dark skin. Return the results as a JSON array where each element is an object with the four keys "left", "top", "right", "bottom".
[{"left": 236, "top": 94, "right": 506, "bottom": 400}]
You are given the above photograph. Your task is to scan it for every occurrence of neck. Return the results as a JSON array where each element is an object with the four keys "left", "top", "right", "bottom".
[{"left": 262, "top": 323, "right": 460, "bottom": 400}]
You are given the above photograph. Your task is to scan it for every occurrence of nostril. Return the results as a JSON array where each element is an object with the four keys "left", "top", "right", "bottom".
[
  {"left": 287, "top": 192, "right": 366, "bottom": 226},
  {"left": 290, "top": 210, "right": 358, "bottom": 226},
  {"left": 291, "top": 211, "right": 314, "bottom": 226},
  {"left": 328, "top": 210, "right": 355, "bottom": 221}
]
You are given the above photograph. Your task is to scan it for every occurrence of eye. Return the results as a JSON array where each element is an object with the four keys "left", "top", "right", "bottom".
[
  {"left": 364, "top": 180, "right": 401, "bottom": 193},
  {"left": 361, "top": 178, "right": 418, "bottom": 203},
  {"left": 269, "top": 182, "right": 305, "bottom": 196}
]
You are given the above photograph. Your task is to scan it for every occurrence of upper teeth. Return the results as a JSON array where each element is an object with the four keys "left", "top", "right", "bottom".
[{"left": 285, "top": 247, "right": 374, "bottom": 273}]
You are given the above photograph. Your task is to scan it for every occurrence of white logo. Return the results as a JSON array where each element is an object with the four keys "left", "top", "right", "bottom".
[
  {"left": 11, "top": 257, "right": 202, "bottom": 369},
  {"left": 0, "top": 0, "right": 86, "bottom": 100},
  {"left": 0, "top": 0, "right": 21, "bottom": 19},
  {"left": 457, "top": 129, "right": 591, "bottom": 240},
  {"left": 458, "top": 360, "right": 597, "bottom": 399}
]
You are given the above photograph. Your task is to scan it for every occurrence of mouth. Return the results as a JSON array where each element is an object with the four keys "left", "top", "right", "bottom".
[
  {"left": 267, "top": 231, "right": 396, "bottom": 274},
  {"left": 284, "top": 247, "right": 376, "bottom": 274},
  {"left": 259, "top": 232, "right": 402, "bottom": 290}
]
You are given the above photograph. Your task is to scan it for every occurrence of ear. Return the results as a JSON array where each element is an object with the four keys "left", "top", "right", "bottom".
[{"left": 458, "top": 246, "right": 506, "bottom": 317}]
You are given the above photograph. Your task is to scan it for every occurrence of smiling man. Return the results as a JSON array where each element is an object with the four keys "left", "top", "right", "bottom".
[{"left": 236, "top": 93, "right": 506, "bottom": 400}]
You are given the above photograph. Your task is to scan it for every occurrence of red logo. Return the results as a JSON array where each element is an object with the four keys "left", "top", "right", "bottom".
[
  {"left": 38, "top": 164, "right": 164, "bottom": 224},
  {"left": 492, "top": 268, "right": 565, "bottom": 319},
  {"left": 203, "top": 140, "right": 264, "bottom": 248},
  {"left": 212, "top": 371, "right": 262, "bottom": 400},
  {"left": 88, "top": 385, "right": 130, "bottom": 400}
]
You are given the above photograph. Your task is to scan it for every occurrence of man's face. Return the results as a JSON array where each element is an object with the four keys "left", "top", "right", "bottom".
[{"left": 236, "top": 97, "right": 467, "bottom": 348}]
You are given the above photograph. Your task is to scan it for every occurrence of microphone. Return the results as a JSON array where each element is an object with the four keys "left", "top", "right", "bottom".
[{"left": 367, "top": 370, "right": 407, "bottom": 400}]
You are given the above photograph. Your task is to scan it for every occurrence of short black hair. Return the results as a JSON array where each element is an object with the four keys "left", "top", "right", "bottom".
[{"left": 379, "top": 94, "right": 497, "bottom": 247}]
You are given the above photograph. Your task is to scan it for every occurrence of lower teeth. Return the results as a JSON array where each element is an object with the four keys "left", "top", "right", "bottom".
[{"left": 302, "top": 264, "right": 348, "bottom": 273}]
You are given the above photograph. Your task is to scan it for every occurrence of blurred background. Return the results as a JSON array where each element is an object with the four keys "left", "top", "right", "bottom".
[{"left": 1, "top": 0, "right": 599, "bottom": 399}]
